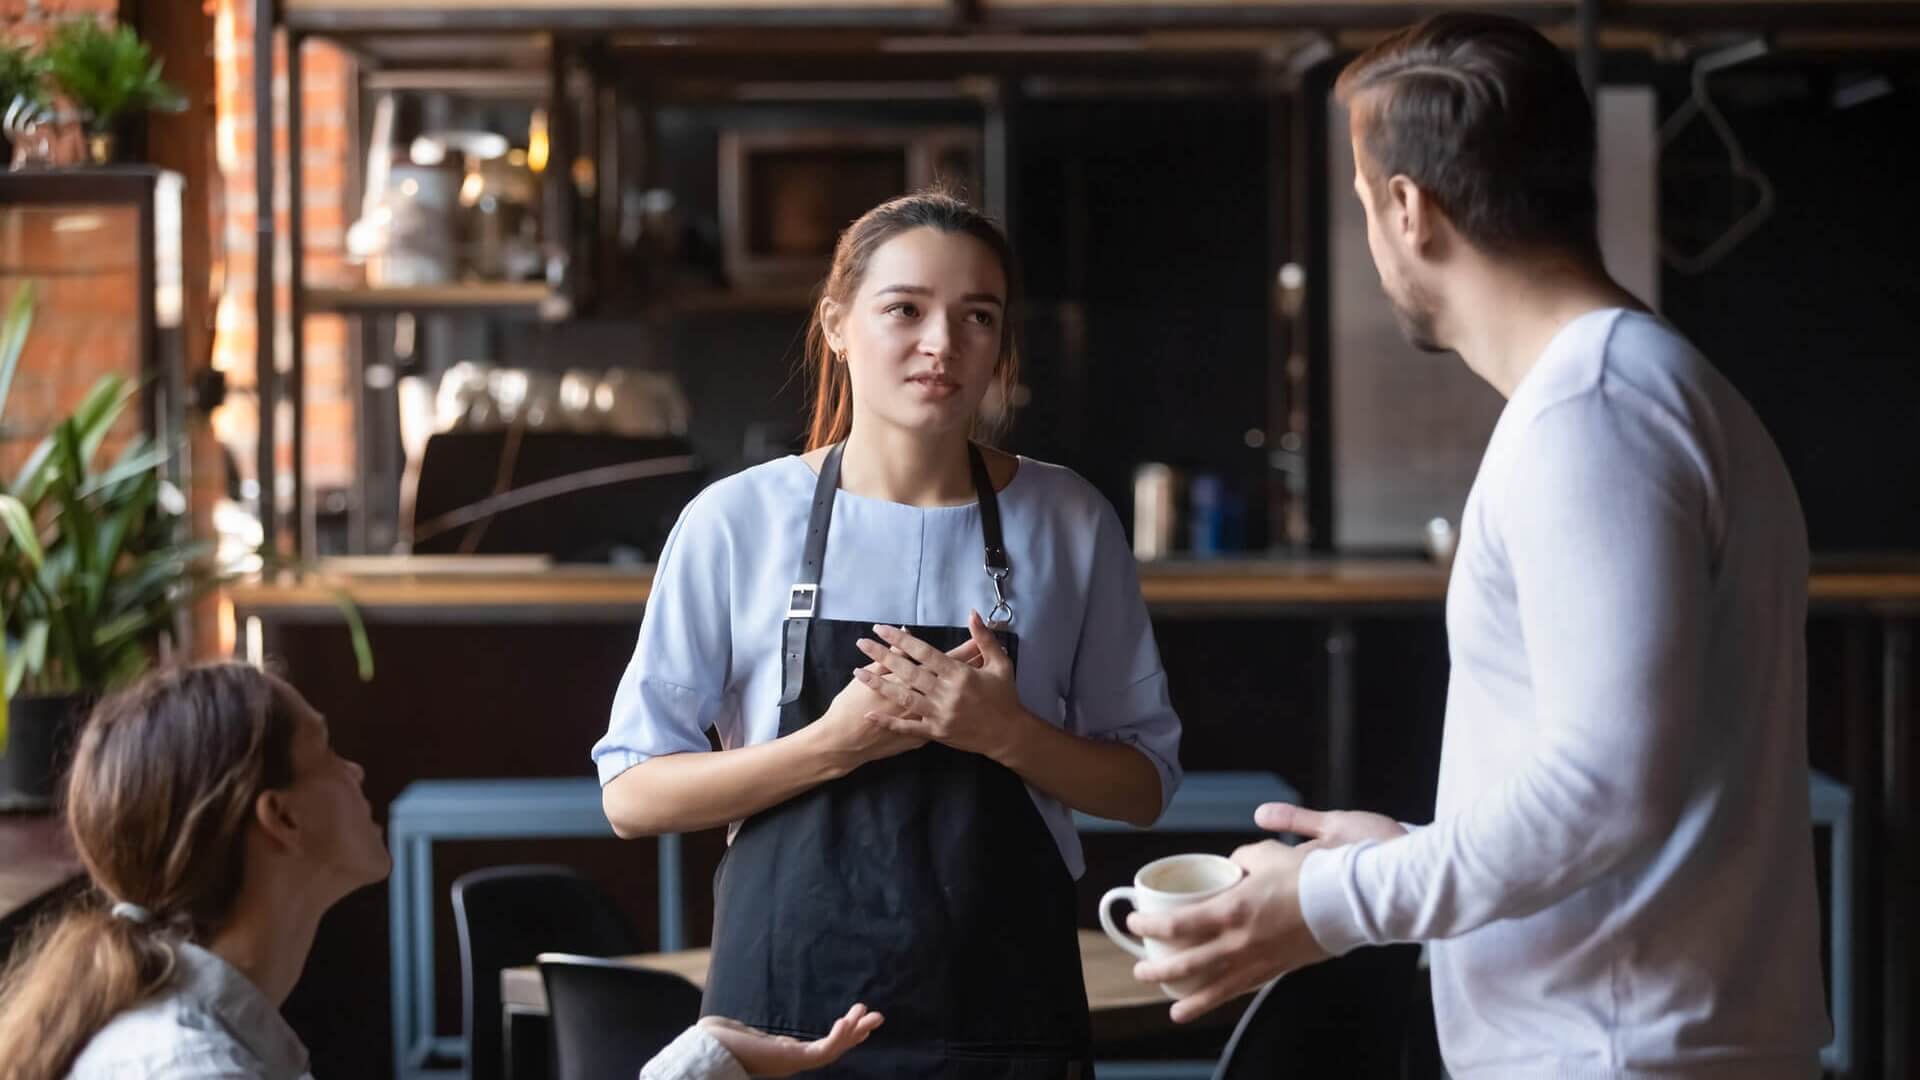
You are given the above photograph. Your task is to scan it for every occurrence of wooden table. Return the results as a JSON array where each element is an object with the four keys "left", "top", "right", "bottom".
[
  {"left": 0, "top": 815, "right": 84, "bottom": 952},
  {"left": 501, "top": 929, "right": 1214, "bottom": 1045}
]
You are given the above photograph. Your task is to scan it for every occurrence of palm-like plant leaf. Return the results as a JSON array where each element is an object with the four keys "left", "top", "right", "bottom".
[
  {"left": 0, "top": 285, "right": 368, "bottom": 735},
  {"left": 0, "top": 284, "right": 33, "bottom": 422},
  {"left": 5, "top": 621, "right": 48, "bottom": 698},
  {"left": 12, "top": 374, "right": 133, "bottom": 506},
  {"left": 0, "top": 42, "right": 49, "bottom": 114},
  {"left": 44, "top": 20, "right": 185, "bottom": 129},
  {"left": 0, "top": 494, "right": 44, "bottom": 571}
]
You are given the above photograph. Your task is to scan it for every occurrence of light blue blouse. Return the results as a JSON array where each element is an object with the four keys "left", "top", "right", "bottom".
[
  {"left": 593, "top": 454, "right": 1183, "bottom": 878},
  {"left": 68, "top": 941, "right": 312, "bottom": 1079}
]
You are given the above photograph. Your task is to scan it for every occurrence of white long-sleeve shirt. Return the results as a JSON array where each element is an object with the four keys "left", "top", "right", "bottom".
[{"left": 1297, "top": 309, "right": 1829, "bottom": 1079}]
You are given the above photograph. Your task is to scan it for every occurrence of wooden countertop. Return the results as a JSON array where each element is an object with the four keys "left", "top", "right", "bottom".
[
  {"left": 284, "top": 0, "right": 1920, "bottom": 14},
  {"left": 225, "top": 556, "right": 1920, "bottom": 619}
]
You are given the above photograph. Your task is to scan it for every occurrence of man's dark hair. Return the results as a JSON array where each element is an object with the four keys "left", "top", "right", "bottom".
[{"left": 1337, "top": 13, "right": 1599, "bottom": 259}]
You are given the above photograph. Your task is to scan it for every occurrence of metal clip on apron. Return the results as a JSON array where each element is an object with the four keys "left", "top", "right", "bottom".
[{"left": 705, "top": 442, "right": 1090, "bottom": 1079}]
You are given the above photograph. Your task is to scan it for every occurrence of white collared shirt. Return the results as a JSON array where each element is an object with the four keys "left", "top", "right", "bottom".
[{"left": 68, "top": 941, "right": 312, "bottom": 1080}]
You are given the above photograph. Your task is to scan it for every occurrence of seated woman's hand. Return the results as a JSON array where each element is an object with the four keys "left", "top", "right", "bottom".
[
  {"left": 852, "top": 612, "right": 1034, "bottom": 760},
  {"left": 697, "top": 1003, "right": 884, "bottom": 1077}
]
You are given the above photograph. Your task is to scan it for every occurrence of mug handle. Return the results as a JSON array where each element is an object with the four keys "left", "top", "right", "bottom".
[{"left": 1098, "top": 887, "right": 1149, "bottom": 959}]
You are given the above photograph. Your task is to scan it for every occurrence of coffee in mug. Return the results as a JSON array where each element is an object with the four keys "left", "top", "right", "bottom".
[{"left": 1098, "top": 852, "right": 1246, "bottom": 999}]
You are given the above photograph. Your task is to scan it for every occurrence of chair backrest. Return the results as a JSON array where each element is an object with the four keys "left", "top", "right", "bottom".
[
  {"left": 453, "top": 865, "right": 643, "bottom": 1080},
  {"left": 537, "top": 953, "right": 704, "bottom": 1080}
]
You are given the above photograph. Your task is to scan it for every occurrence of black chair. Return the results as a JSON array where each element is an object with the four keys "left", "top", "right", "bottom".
[
  {"left": 452, "top": 865, "right": 643, "bottom": 1080},
  {"left": 1212, "top": 945, "right": 1424, "bottom": 1080},
  {"left": 537, "top": 953, "right": 704, "bottom": 1080}
]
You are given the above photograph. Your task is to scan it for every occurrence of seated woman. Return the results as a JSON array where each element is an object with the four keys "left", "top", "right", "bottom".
[{"left": 0, "top": 662, "right": 875, "bottom": 1080}]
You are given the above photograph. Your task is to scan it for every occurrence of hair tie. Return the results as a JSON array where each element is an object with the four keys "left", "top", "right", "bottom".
[{"left": 110, "top": 901, "right": 153, "bottom": 925}]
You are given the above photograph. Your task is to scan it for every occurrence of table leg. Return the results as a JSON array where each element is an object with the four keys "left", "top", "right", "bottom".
[
  {"left": 660, "top": 832, "right": 684, "bottom": 951},
  {"left": 409, "top": 834, "right": 437, "bottom": 1069},
  {"left": 1883, "top": 617, "right": 1913, "bottom": 1077},
  {"left": 388, "top": 827, "right": 413, "bottom": 1080},
  {"left": 504, "top": 1003, "right": 551, "bottom": 1080},
  {"left": 1324, "top": 619, "right": 1357, "bottom": 809}
]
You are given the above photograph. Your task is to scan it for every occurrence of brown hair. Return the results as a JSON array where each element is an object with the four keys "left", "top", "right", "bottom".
[
  {"left": 1336, "top": 12, "right": 1600, "bottom": 259},
  {"left": 0, "top": 662, "right": 299, "bottom": 1080},
  {"left": 803, "top": 186, "right": 1022, "bottom": 451}
]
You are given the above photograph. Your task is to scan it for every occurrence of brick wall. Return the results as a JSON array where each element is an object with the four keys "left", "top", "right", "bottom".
[
  {"left": 1, "top": 0, "right": 355, "bottom": 508},
  {"left": 0, "top": 1, "right": 135, "bottom": 478},
  {"left": 0, "top": 1, "right": 112, "bottom": 49},
  {"left": 210, "top": 0, "right": 354, "bottom": 507}
]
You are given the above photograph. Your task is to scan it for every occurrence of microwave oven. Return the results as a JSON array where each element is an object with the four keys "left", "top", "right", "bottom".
[{"left": 718, "top": 126, "right": 982, "bottom": 289}]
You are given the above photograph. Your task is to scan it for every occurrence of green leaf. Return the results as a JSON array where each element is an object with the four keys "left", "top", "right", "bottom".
[
  {"left": 90, "top": 606, "right": 166, "bottom": 653},
  {"left": 79, "top": 441, "right": 168, "bottom": 500},
  {"left": 44, "top": 21, "right": 184, "bottom": 128},
  {"left": 0, "top": 495, "right": 44, "bottom": 570},
  {"left": 0, "top": 41, "right": 49, "bottom": 116},
  {"left": 10, "top": 433, "right": 58, "bottom": 509},
  {"left": 13, "top": 621, "right": 48, "bottom": 694},
  {"left": 4, "top": 632, "right": 22, "bottom": 701},
  {"left": 51, "top": 422, "right": 100, "bottom": 585},
  {"left": 0, "top": 282, "right": 36, "bottom": 427},
  {"left": 328, "top": 587, "right": 375, "bottom": 681},
  {"left": 34, "top": 544, "right": 74, "bottom": 599},
  {"left": 93, "top": 469, "right": 156, "bottom": 574},
  {"left": 100, "top": 639, "right": 150, "bottom": 689},
  {"left": 12, "top": 374, "right": 134, "bottom": 504},
  {"left": 72, "top": 375, "right": 135, "bottom": 471},
  {"left": 100, "top": 544, "right": 212, "bottom": 617}
]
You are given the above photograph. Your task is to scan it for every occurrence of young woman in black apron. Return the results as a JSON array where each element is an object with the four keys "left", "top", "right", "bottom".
[{"left": 595, "top": 189, "right": 1183, "bottom": 1077}]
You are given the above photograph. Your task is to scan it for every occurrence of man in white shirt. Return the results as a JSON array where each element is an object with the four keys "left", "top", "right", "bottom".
[{"left": 1128, "top": 13, "right": 1830, "bottom": 1078}]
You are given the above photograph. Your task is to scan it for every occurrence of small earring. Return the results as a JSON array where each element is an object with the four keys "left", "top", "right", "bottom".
[{"left": 834, "top": 351, "right": 847, "bottom": 364}]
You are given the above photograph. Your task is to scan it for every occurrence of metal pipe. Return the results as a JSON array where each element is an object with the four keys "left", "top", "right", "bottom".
[
  {"left": 1577, "top": 0, "right": 1602, "bottom": 97},
  {"left": 253, "top": 0, "right": 277, "bottom": 555}
]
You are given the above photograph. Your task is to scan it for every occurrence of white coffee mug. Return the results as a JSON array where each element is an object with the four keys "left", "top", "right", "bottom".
[{"left": 1098, "top": 852, "right": 1246, "bottom": 999}]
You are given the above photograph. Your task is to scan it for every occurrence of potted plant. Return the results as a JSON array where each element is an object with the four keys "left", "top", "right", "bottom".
[
  {"left": 0, "top": 282, "right": 207, "bottom": 806},
  {"left": 0, "top": 40, "right": 49, "bottom": 166},
  {"left": 42, "top": 19, "right": 185, "bottom": 165},
  {"left": 0, "top": 282, "right": 370, "bottom": 810}
]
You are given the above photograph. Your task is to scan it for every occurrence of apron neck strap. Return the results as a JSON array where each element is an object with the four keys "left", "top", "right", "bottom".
[
  {"left": 796, "top": 441, "right": 1009, "bottom": 590},
  {"left": 796, "top": 441, "right": 847, "bottom": 596},
  {"left": 967, "top": 443, "right": 1009, "bottom": 574}
]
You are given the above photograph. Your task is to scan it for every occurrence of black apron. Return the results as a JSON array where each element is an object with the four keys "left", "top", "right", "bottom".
[{"left": 702, "top": 442, "right": 1091, "bottom": 1078}]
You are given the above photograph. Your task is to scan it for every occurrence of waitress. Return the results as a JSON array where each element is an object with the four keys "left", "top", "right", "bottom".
[{"left": 594, "top": 188, "right": 1182, "bottom": 1078}]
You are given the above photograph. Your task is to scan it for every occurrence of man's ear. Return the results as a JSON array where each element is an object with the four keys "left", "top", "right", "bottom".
[
  {"left": 1387, "top": 175, "right": 1425, "bottom": 250},
  {"left": 253, "top": 789, "right": 302, "bottom": 855},
  {"left": 1388, "top": 176, "right": 1450, "bottom": 260}
]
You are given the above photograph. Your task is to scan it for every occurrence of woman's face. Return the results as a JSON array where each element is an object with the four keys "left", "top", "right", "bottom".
[
  {"left": 826, "top": 226, "right": 1008, "bottom": 439},
  {"left": 275, "top": 689, "right": 390, "bottom": 895}
]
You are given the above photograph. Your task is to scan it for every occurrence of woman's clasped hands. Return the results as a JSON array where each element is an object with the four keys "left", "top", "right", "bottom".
[{"left": 852, "top": 611, "right": 1035, "bottom": 760}]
